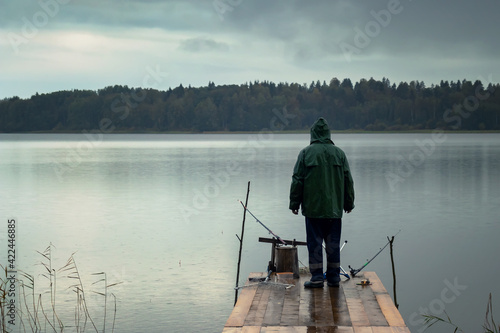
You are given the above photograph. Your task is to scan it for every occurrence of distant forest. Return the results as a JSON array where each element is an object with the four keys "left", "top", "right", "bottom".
[{"left": 1, "top": 77, "right": 499, "bottom": 133}]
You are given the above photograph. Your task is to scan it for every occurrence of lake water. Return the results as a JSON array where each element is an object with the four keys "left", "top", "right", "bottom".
[{"left": 1, "top": 132, "right": 499, "bottom": 333}]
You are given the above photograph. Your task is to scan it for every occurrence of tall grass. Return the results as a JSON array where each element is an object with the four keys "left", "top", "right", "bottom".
[
  {"left": 1, "top": 265, "right": 7, "bottom": 333},
  {"left": 424, "top": 293, "right": 499, "bottom": 333},
  {"left": 1, "top": 244, "right": 121, "bottom": 333}
]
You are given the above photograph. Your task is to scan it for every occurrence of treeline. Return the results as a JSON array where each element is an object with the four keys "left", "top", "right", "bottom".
[{"left": 1, "top": 77, "right": 499, "bottom": 133}]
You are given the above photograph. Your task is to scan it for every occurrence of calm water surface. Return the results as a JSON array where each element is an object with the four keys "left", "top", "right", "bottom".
[{"left": 1, "top": 133, "right": 499, "bottom": 333}]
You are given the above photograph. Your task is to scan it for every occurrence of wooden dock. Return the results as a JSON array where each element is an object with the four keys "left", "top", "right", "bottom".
[{"left": 223, "top": 271, "right": 409, "bottom": 333}]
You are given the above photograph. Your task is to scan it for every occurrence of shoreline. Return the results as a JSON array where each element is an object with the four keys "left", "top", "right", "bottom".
[{"left": 1, "top": 129, "right": 500, "bottom": 135}]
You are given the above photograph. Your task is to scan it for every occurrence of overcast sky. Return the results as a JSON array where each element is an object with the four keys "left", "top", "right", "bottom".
[{"left": 1, "top": 0, "right": 499, "bottom": 99}]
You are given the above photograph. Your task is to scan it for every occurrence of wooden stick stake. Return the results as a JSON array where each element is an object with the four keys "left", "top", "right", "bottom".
[
  {"left": 388, "top": 235, "right": 399, "bottom": 309},
  {"left": 234, "top": 181, "right": 251, "bottom": 306}
]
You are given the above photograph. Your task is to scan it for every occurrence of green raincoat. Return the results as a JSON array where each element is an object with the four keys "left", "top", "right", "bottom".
[{"left": 289, "top": 118, "right": 355, "bottom": 218}]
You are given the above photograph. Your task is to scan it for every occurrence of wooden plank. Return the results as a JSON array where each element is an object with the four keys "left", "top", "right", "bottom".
[
  {"left": 226, "top": 273, "right": 265, "bottom": 328},
  {"left": 302, "top": 327, "right": 355, "bottom": 333},
  {"left": 298, "top": 275, "right": 315, "bottom": 326},
  {"left": 280, "top": 277, "right": 301, "bottom": 326},
  {"left": 245, "top": 286, "right": 272, "bottom": 326},
  {"left": 342, "top": 275, "right": 362, "bottom": 298},
  {"left": 342, "top": 275, "right": 370, "bottom": 327},
  {"left": 375, "top": 294, "right": 406, "bottom": 327},
  {"left": 357, "top": 272, "right": 399, "bottom": 326},
  {"left": 336, "top": 328, "right": 355, "bottom": 333},
  {"left": 312, "top": 286, "right": 335, "bottom": 326},
  {"left": 345, "top": 298, "right": 370, "bottom": 326},
  {"left": 259, "top": 237, "right": 308, "bottom": 246},
  {"left": 356, "top": 282, "right": 388, "bottom": 326},
  {"left": 260, "top": 327, "right": 308, "bottom": 332},
  {"left": 241, "top": 327, "right": 262, "bottom": 333},
  {"left": 329, "top": 284, "right": 352, "bottom": 326},
  {"left": 363, "top": 272, "right": 388, "bottom": 295},
  {"left": 262, "top": 284, "right": 286, "bottom": 326},
  {"left": 371, "top": 328, "right": 396, "bottom": 333},
  {"left": 222, "top": 327, "right": 261, "bottom": 333},
  {"left": 226, "top": 285, "right": 259, "bottom": 327},
  {"left": 353, "top": 327, "right": 373, "bottom": 333},
  {"left": 223, "top": 327, "right": 263, "bottom": 333}
]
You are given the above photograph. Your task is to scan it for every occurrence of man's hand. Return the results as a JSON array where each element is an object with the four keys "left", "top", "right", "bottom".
[
  {"left": 345, "top": 210, "right": 352, "bottom": 214},
  {"left": 291, "top": 209, "right": 298, "bottom": 215}
]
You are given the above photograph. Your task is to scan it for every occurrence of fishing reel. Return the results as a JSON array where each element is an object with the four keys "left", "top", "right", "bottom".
[
  {"left": 349, "top": 265, "right": 361, "bottom": 277},
  {"left": 357, "top": 278, "right": 371, "bottom": 286}
]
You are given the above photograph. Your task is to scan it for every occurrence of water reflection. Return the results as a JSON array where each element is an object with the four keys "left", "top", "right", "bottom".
[{"left": 0, "top": 133, "right": 499, "bottom": 333}]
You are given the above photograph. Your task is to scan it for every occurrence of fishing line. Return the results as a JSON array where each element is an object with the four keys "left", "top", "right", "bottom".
[
  {"left": 349, "top": 229, "right": 401, "bottom": 277},
  {"left": 238, "top": 200, "right": 310, "bottom": 269},
  {"left": 238, "top": 200, "right": 287, "bottom": 245}
]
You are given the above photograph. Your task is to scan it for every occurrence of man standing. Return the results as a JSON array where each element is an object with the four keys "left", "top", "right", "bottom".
[{"left": 289, "top": 117, "right": 355, "bottom": 288}]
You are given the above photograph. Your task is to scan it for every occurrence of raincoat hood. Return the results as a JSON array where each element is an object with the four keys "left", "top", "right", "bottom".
[
  {"left": 290, "top": 116, "right": 355, "bottom": 218},
  {"left": 310, "top": 117, "right": 333, "bottom": 144}
]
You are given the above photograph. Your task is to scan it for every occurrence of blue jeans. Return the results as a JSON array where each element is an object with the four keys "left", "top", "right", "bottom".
[{"left": 305, "top": 217, "right": 342, "bottom": 284}]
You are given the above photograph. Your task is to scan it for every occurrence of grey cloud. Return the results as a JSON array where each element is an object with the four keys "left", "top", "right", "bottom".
[
  {"left": 220, "top": 0, "right": 363, "bottom": 41},
  {"left": 0, "top": 0, "right": 216, "bottom": 31},
  {"left": 337, "top": 0, "right": 500, "bottom": 57},
  {"left": 2, "top": 0, "right": 499, "bottom": 99},
  {"left": 179, "top": 36, "right": 229, "bottom": 52}
]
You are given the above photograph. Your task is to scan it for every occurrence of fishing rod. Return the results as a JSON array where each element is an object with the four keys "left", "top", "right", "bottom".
[
  {"left": 349, "top": 230, "right": 401, "bottom": 277},
  {"left": 238, "top": 200, "right": 287, "bottom": 245},
  {"left": 322, "top": 240, "right": 350, "bottom": 279},
  {"left": 239, "top": 200, "right": 350, "bottom": 279},
  {"left": 340, "top": 240, "right": 348, "bottom": 252},
  {"left": 339, "top": 241, "right": 350, "bottom": 279}
]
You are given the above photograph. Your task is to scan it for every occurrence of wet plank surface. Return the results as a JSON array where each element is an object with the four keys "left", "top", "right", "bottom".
[{"left": 223, "top": 272, "right": 409, "bottom": 333}]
